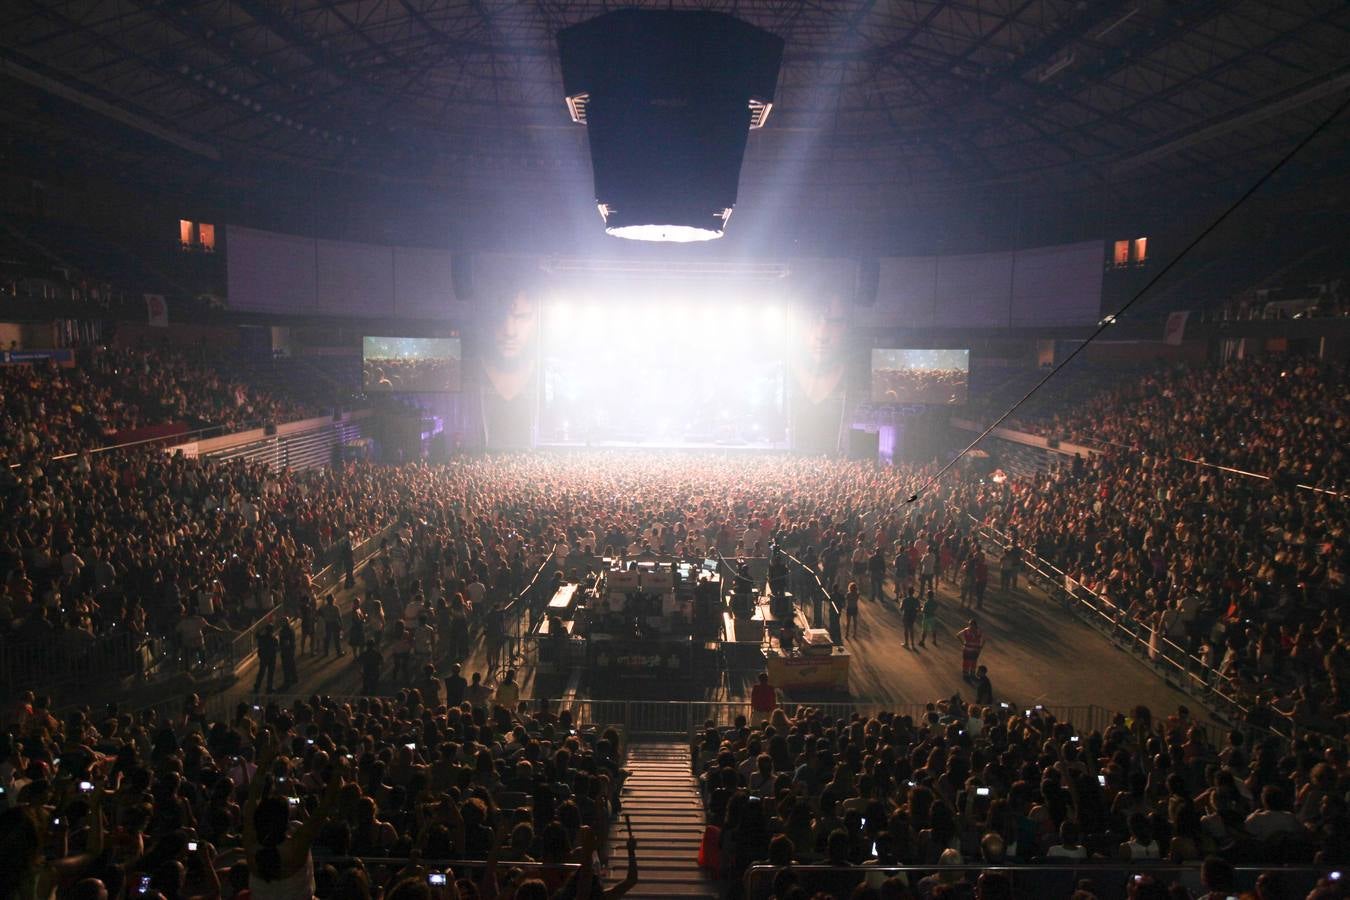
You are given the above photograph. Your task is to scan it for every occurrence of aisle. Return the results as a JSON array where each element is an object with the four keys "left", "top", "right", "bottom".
[
  {"left": 838, "top": 574, "right": 1200, "bottom": 715},
  {"left": 609, "top": 743, "right": 717, "bottom": 900}
]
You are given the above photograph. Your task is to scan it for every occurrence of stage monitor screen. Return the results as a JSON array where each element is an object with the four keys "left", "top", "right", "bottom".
[
  {"left": 871, "top": 348, "right": 969, "bottom": 405},
  {"left": 363, "top": 337, "right": 461, "bottom": 392}
]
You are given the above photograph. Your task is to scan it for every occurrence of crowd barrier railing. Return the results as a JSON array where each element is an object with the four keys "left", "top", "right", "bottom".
[
  {"left": 951, "top": 509, "right": 1247, "bottom": 728},
  {"left": 945, "top": 504, "right": 1349, "bottom": 755},
  {"left": 743, "top": 863, "right": 1334, "bottom": 900},
  {"left": 312, "top": 856, "right": 581, "bottom": 878},
  {"left": 0, "top": 626, "right": 149, "bottom": 693},
  {"left": 215, "top": 522, "right": 400, "bottom": 680}
]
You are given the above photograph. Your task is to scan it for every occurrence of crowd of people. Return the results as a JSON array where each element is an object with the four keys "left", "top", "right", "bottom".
[
  {"left": 0, "top": 692, "right": 636, "bottom": 900},
  {"left": 1010, "top": 358, "right": 1347, "bottom": 490},
  {"left": 0, "top": 454, "right": 442, "bottom": 689},
  {"left": 364, "top": 358, "right": 461, "bottom": 394},
  {"left": 0, "top": 344, "right": 1345, "bottom": 898},
  {"left": 697, "top": 698, "right": 1347, "bottom": 898},
  {"left": 0, "top": 348, "right": 319, "bottom": 466},
  {"left": 941, "top": 363, "right": 1346, "bottom": 740},
  {"left": 871, "top": 369, "right": 970, "bottom": 406}
]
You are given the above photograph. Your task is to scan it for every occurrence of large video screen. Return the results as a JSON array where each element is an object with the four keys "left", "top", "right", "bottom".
[
  {"left": 362, "top": 337, "right": 461, "bottom": 392},
  {"left": 871, "top": 348, "right": 969, "bottom": 404}
]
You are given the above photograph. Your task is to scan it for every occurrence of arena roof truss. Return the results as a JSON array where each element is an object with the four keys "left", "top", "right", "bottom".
[{"left": 1, "top": 0, "right": 1347, "bottom": 206}]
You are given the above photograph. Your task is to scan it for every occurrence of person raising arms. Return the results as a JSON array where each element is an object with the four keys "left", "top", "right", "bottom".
[{"left": 243, "top": 732, "right": 348, "bottom": 900}]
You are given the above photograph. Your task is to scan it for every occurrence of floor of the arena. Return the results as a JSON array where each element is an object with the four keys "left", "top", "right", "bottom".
[{"left": 191, "top": 563, "right": 1199, "bottom": 724}]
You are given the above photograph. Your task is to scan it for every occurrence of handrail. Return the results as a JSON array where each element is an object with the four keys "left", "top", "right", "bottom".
[
  {"left": 7, "top": 409, "right": 368, "bottom": 469},
  {"left": 742, "top": 862, "right": 1335, "bottom": 898},
  {"left": 947, "top": 504, "right": 1250, "bottom": 721},
  {"left": 7, "top": 422, "right": 234, "bottom": 469},
  {"left": 314, "top": 856, "right": 581, "bottom": 872},
  {"left": 947, "top": 502, "right": 1348, "bottom": 755},
  {"left": 221, "top": 522, "right": 399, "bottom": 676}
]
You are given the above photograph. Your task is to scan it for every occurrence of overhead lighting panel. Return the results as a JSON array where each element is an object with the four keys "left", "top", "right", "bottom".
[{"left": 558, "top": 9, "right": 784, "bottom": 242}]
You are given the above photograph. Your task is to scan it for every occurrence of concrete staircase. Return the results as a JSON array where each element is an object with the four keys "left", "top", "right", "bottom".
[{"left": 608, "top": 742, "right": 718, "bottom": 900}]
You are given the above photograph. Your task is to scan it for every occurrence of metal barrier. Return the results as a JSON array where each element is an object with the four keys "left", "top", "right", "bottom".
[
  {"left": 743, "top": 863, "right": 1334, "bottom": 900},
  {"left": 0, "top": 627, "right": 149, "bottom": 692},
  {"left": 220, "top": 522, "right": 399, "bottom": 678},
  {"left": 948, "top": 506, "right": 1249, "bottom": 724},
  {"left": 948, "top": 506, "right": 1349, "bottom": 756},
  {"left": 314, "top": 856, "right": 580, "bottom": 877}
]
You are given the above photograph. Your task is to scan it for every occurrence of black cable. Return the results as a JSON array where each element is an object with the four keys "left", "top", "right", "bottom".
[{"left": 904, "top": 88, "right": 1350, "bottom": 505}]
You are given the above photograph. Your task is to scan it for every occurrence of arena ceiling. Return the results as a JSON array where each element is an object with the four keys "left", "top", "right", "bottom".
[{"left": 3, "top": 0, "right": 1349, "bottom": 212}]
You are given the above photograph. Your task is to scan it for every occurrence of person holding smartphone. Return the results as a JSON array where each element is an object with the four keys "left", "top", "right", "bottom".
[
  {"left": 0, "top": 775, "right": 107, "bottom": 900},
  {"left": 243, "top": 738, "right": 347, "bottom": 900}
]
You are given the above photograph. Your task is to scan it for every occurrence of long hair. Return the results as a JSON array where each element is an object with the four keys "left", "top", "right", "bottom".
[{"left": 252, "top": 796, "right": 289, "bottom": 881}]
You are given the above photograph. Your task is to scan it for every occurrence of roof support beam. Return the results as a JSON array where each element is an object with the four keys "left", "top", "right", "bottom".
[
  {"left": 0, "top": 54, "right": 220, "bottom": 160},
  {"left": 1113, "top": 64, "right": 1350, "bottom": 174}
]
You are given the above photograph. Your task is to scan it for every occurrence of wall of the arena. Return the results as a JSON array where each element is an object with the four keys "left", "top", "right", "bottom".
[
  {"left": 110, "top": 322, "right": 243, "bottom": 349},
  {"left": 218, "top": 228, "right": 1109, "bottom": 453},
  {"left": 224, "top": 225, "right": 1105, "bottom": 328}
]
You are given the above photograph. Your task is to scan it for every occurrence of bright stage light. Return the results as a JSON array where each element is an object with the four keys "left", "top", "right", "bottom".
[
  {"left": 581, "top": 304, "right": 603, "bottom": 333},
  {"left": 761, "top": 304, "right": 784, "bottom": 334},
  {"left": 548, "top": 302, "right": 571, "bottom": 326}
]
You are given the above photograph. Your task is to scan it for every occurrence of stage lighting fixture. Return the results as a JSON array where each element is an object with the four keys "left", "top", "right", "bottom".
[{"left": 558, "top": 10, "right": 784, "bottom": 242}]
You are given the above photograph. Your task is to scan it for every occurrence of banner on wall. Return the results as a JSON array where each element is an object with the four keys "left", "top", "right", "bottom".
[
  {"left": 1, "top": 349, "right": 75, "bottom": 367},
  {"left": 145, "top": 294, "right": 169, "bottom": 327},
  {"left": 789, "top": 274, "right": 851, "bottom": 454},
  {"left": 477, "top": 280, "right": 540, "bottom": 449},
  {"left": 1163, "top": 310, "right": 1189, "bottom": 346}
]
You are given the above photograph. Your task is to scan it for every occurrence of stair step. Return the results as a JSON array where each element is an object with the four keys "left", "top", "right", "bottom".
[{"left": 609, "top": 743, "right": 716, "bottom": 897}]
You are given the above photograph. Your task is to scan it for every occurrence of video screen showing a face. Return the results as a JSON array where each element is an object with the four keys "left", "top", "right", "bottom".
[
  {"left": 363, "top": 337, "right": 461, "bottom": 392},
  {"left": 871, "top": 348, "right": 969, "bottom": 404}
]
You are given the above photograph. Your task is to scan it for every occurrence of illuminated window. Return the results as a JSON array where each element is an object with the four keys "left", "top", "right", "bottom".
[
  {"left": 1113, "top": 240, "right": 1130, "bottom": 267},
  {"left": 179, "top": 220, "right": 216, "bottom": 252},
  {"left": 1133, "top": 236, "right": 1148, "bottom": 264}
]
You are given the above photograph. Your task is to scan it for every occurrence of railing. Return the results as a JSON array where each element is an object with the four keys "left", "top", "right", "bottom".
[
  {"left": 7, "top": 421, "right": 239, "bottom": 470},
  {"left": 0, "top": 627, "right": 149, "bottom": 692},
  {"left": 507, "top": 550, "right": 558, "bottom": 664},
  {"left": 743, "top": 863, "right": 1334, "bottom": 900},
  {"left": 948, "top": 507, "right": 1248, "bottom": 728},
  {"left": 116, "top": 691, "right": 1141, "bottom": 759},
  {"left": 782, "top": 552, "right": 843, "bottom": 642},
  {"left": 946, "top": 505, "right": 1349, "bottom": 756},
  {"left": 1068, "top": 435, "right": 1344, "bottom": 498},
  {"left": 218, "top": 522, "right": 400, "bottom": 679},
  {"left": 313, "top": 856, "right": 580, "bottom": 878}
]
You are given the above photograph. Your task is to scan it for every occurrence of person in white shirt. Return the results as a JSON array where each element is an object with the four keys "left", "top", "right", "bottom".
[
  {"left": 402, "top": 597, "right": 425, "bottom": 629},
  {"left": 1244, "top": 785, "right": 1303, "bottom": 840},
  {"left": 465, "top": 577, "right": 486, "bottom": 608},
  {"left": 1046, "top": 821, "right": 1088, "bottom": 860}
]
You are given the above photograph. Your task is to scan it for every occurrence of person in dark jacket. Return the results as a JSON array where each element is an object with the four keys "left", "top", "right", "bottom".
[
  {"left": 359, "top": 639, "right": 382, "bottom": 695},
  {"left": 254, "top": 623, "right": 277, "bottom": 694},
  {"left": 277, "top": 615, "right": 298, "bottom": 689},
  {"left": 444, "top": 662, "right": 468, "bottom": 707}
]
